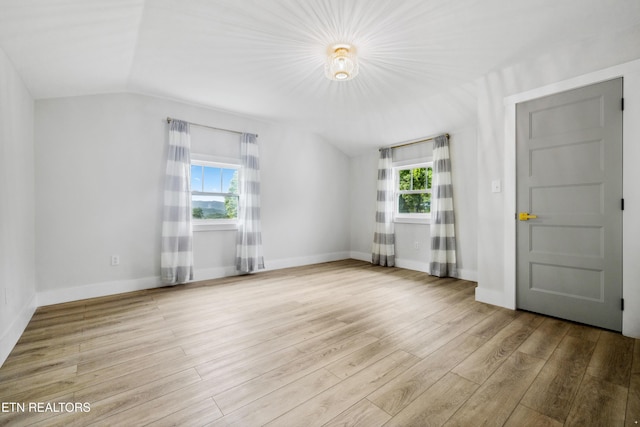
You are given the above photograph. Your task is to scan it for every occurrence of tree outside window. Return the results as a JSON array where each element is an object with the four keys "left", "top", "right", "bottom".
[{"left": 395, "top": 163, "right": 432, "bottom": 219}]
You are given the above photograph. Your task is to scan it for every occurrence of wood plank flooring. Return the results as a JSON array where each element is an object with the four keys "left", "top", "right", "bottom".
[{"left": 0, "top": 259, "right": 638, "bottom": 426}]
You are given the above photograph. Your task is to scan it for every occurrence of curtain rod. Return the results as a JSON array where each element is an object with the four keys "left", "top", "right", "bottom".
[
  {"left": 166, "top": 117, "right": 257, "bottom": 137},
  {"left": 380, "top": 133, "right": 449, "bottom": 151}
]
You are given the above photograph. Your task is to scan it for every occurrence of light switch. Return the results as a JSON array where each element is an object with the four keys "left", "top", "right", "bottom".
[{"left": 491, "top": 180, "right": 502, "bottom": 193}]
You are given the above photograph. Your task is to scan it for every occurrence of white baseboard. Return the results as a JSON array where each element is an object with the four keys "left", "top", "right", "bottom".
[
  {"left": 395, "top": 258, "right": 430, "bottom": 273},
  {"left": 37, "top": 276, "right": 164, "bottom": 307},
  {"left": 349, "top": 251, "right": 371, "bottom": 262},
  {"left": 266, "top": 251, "right": 351, "bottom": 271},
  {"left": 193, "top": 265, "right": 239, "bottom": 282},
  {"left": 0, "top": 292, "right": 37, "bottom": 367},
  {"left": 457, "top": 268, "right": 478, "bottom": 282},
  {"left": 475, "top": 287, "right": 514, "bottom": 309}
]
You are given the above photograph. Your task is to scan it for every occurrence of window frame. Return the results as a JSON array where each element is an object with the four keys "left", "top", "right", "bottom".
[
  {"left": 393, "top": 158, "right": 433, "bottom": 224},
  {"left": 190, "top": 154, "right": 241, "bottom": 232}
]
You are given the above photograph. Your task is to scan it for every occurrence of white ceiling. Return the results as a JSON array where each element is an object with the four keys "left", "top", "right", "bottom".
[{"left": 1, "top": 0, "right": 639, "bottom": 154}]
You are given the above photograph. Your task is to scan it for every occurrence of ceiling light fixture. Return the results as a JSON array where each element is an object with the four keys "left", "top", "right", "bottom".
[{"left": 325, "top": 44, "right": 358, "bottom": 81}]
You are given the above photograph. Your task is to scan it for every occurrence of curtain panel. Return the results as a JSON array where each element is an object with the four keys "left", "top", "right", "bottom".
[
  {"left": 161, "top": 119, "right": 194, "bottom": 284},
  {"left": 430, "top": 134, "right": 457, "bottom": 277},
  {"left": 372, "top": 148, "right": 395, "bottom": 267},
  {"left": 235, "top": 133, "right": 265, "bottom": 273}
]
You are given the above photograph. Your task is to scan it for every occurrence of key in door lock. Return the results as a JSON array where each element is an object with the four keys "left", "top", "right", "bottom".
[{"left": 518, "top": 212, "right": 538, "bottom": 221}]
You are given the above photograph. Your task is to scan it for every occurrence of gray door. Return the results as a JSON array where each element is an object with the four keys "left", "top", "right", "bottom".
[{"left": 516, "top": 78, "right": 623, "bottom": 331}]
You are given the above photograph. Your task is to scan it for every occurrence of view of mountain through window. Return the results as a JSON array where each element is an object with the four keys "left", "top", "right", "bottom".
[{"left": 190, "top": 164, "right": 239, "bottom": 220}]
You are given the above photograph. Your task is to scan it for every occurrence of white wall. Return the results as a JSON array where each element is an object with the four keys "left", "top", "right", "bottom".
[
  {"left": 0, "top": 47, "right": 37, "bottom": 365},
  {"left": 349, "top": 149, "right": 378, "bottom": 261},
  {"left": 260, "top": 126, "right": 350, "bottom": 267},
  {"left": 35, "top": 93, "right": 350, "bottom": 304},
  {"left": 349, "top": 125, "right": 478, "bottom": 281},
  {"left": 476, "top": 26, "right": 640, "bottom": 337}
]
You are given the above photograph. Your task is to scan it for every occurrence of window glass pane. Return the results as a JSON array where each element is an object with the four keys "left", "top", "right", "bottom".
[
  {"left": 398, "top": 193, "right": 431, "bottom": 214},
  {"left": 412, "top": 168, "right": 427, "bottom": 190},
  {"left": 398, "top": 169, "right": 412, "bottom": 190},
  {"left": 191, "top": 165, "right": 203, "bottom": 192},
  {"left": 222, "top": 168, "right": 238, "bottom": 194},
  {"left": 192, "top": 194, "right": 238, "bottom": 219},
  {"left": 203, "top": 167, "right": 221, "bottom": 193},
  {"left": 427, "top": 167, "right": 433, "bottom": 189}
]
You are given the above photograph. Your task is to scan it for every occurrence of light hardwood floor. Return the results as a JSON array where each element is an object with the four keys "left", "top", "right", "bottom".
[{"left": 1, "top": 259, "right": 638, "bottom": 426}]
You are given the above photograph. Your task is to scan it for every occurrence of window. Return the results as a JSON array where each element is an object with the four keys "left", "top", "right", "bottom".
[
  {"left": 190, "top": 159, "right": 239, "bottom": 225},
  {"left": 394, "top": 162, "right": 432, "bottom": 222}
]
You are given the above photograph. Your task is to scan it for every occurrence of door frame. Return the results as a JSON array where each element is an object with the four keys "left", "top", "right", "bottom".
[{"left": 502, "top": 58, "right": 640, "bottom": 337}]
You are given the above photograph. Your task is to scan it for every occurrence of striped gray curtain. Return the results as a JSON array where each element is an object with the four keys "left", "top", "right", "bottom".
[
  {"left": 430, "top": 134, "right": 457, "bottom": 277},
  {"left": 161, "top": 119, "right": 194, "bottom": 284},
  {"left": 235, "top": 133, "right": 265, "bottom": 273},
  {"left": 372, "top": 148, "right": 395, "bottom": 266}
]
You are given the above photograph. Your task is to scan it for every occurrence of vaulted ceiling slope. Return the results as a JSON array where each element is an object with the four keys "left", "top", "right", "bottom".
[{"left": 1, "top": 0, "right": 639, "bottom": 154}]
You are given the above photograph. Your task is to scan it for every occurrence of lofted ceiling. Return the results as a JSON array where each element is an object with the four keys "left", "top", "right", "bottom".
[{"left": 1, "top": 0, "right": 639, "bottom": 154}]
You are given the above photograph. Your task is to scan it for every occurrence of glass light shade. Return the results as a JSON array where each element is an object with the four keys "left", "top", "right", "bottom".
[{"left": 325, "top": 45, "right": 358, "bottom": 81}]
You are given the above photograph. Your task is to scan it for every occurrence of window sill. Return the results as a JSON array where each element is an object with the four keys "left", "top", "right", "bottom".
[
  {"left": 394, "top": 217, "right": 431, "bottom": 225},
  {"left": 193, "top": 221, "right": 238, "bottom": 232}
]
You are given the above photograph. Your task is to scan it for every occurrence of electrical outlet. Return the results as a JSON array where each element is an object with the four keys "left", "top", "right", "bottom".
[
  {"left": 414, "top": 241, "right": 420, "bottom": 250},
  {"left": 111, "top": 255, "right": 120, "bottom": 266}
]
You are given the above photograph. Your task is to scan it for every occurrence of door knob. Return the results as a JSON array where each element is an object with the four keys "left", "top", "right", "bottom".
[{"left": 519, "top": 212, "right": 538, "bottom": 221}]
